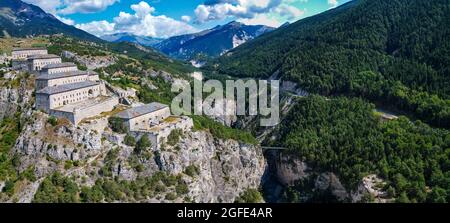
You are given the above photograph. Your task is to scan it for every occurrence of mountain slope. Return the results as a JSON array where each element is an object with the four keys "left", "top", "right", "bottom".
[
  {"left": 212, "top": 0, "right": 450, "bottom": 128},
  {"left": 100, "top": 33, "right": 164, "bottom": 47},
  {"left": 0, "top": 0, "right": 100, "bottom": 42},
  {"left": 155, "top": 21, "right": 275, "bottom": 60}
]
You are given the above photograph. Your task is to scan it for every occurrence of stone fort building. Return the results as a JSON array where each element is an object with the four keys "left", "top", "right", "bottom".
[{"left": 9, "top": 47, "right": 120, "bottom": 125}]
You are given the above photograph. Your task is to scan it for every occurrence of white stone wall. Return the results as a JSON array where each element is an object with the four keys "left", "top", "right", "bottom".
[
  {"left": 49, "top": 84, "right": 103, "bottom": 109},
  {"left": 127, "top": 107, "right": 171, "bottom": 132},
  {"left": 131, "top": 116, "right": 194, "bottom": 150},
  {"left": 43, "top": 66, "right": 78, "bottom": 74},
  {"left": 29, "top": 58, "right": 62, "bottom": 71},
  {"left": 73, "top": 96, "right": 118, "bottom": 124},
  {"left": 35, "top": 74, "right": 90, "bottom": 91},
  {"left": 88, "top": 74, "right": 100, "bottom": 82},
  {"left": 51, "top": 97, "right": 119, "bottom": 124},
  {"left": 12, "top": 49, "right": 47, "bottom": 60}
]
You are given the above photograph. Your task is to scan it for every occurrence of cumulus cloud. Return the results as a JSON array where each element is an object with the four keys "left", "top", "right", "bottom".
[
  {"left": 76, "top": 1, "right": 198, "bottom": 38},
  {"left": 75, "top": 20, "right": 115, "bottom": 35},
  {"left": 194, "top": 0, "right": 304, "bottom": 26},
  {"left": 59, "top": 0, "right": 120, "bottom": 15},
  {"left": 181, "top": 15, "right": 192, "bottom": 23}
]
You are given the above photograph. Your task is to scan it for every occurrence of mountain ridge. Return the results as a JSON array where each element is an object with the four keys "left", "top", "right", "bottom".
[
  {"left": 100, "top": 32, "right": 164, "bottom": 47},
  {"left": 0, "top": 0, "right": 101, "bottom": 42},
  {"left": 154, "top": 21, "right": 275, "bottom": 60}
]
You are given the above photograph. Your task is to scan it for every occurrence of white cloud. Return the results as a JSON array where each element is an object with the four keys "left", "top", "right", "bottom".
[
  {"left": 194, "top": 0, "right": 305, "bottom": 25},
  {"left": 55, "top": 15, "right": 75, "bottom": 25},
  {"left": 76, "top": 1, "right": 198, "bottom": 38},
  {"left": 275, "top": 4, "right": 305, "bottom": 20},
  {"left": 23, "top": 0, "right": 119, "bottom": 15},
  {"left": 237, "top": 14, "right": 282, "bottom": 27},
  {"left": 130, "top": 1, "right": 155, "bottom": 17},
  {"left": 181, "top": 15, "right": 192, "bottom": 23},
  {"left": 23, "top": 0, "right": 62, "bottom": 14},
  {"left": 328, "top": 0, "right": 338, "bottom": 8},
  {"left": 76, "top": 20, "right": 115, "bottom": 36},
  {"left": 59, "top": 0, "right": 120, "bottom": 15}
]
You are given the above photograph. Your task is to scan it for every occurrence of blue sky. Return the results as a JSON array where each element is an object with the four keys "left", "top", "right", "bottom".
[{"left": 23, "top": 0, "right": 351, "bottom": 38}]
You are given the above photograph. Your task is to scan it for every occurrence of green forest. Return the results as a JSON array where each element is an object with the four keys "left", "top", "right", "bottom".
[
  {"left": 210, "top": 0, "right": 450, "bottom": 128},
  {"left": 272, "top": 96, "right": 450, "bottom": 203}
]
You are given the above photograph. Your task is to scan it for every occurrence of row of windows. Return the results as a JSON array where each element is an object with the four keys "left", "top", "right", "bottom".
[
  {"left": 54, "top": 89, "right": 96, "bottom": 101},
  {"left": 60, "top": 77, "right": 88, "bottom": 85},
  {"left": 13, "top": 52, "right": 46, "bottom": 58},
  {"left": 133, "top": 116, "right": 166, "bottom": 126},
  {"left": 48, "top": 67, "right": 77, "bottom": 74},
  {"left": 34, "top": 61, "right": 60, "bottom": 71},
  {"left": 36, "top": 60, "right": 59, "bottom": 66},
  {"left": 54, "top": 96, "right": 89, "bottom": 107}
]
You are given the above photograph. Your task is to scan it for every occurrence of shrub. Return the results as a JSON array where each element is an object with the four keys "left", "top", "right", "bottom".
[
  {"left": 135, "top": 135, "right": 152, "bottom": 154},
  {"left": 165, "top": 192, "right": 177, "bottom": 201},
  {"left": 108, "top": 117, "right": 127, "bottom": 133},
  {"left": 184, "top": 165, "right": 200, "bottom": 177},
  {"left": 235, "top": 189, "right": 264, "bottom": 203},
  {"left": 167, "top": 129, "right": 183, "bottom": 146},
  {"left": 2, "top": 180, "right": 15, "bottom": 195},
  {"left": 48, "top": 116, "right": 58, "bottom": 126},
  {"left": 124, "top": 134, "right": 136, "bottom": 147},
  {"left": 175, "top": 182, "right": 189, "bottom": 195}
]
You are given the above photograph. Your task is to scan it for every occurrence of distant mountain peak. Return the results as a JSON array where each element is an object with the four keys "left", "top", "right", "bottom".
[
  {"left": 0, "top": 0, "right": 100, "bottom": 41},
  {"left": 100, "top": 33, "right": 164, "bottom": 47},
  {"left": 224, "top": 21, "right": 244, "bottom": 27},
  {"left": 154, "top": 22, "right": 275, "bottom": 60}
]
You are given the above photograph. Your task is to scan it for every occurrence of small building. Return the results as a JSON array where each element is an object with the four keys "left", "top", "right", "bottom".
[
  {"left": 41, "top": 62, "right": 78, "bottom": 74},
  {"left": 12, "top": 48, "right": 48, "bottom": 60},
  {"left": 115, "top": 103, "right": 171, "bottom": 132},
  {"left": 36, "top": 81, "right": 106, "bottom": 112},
  {"left": 27, "top": 54, "right": 61, "bottom": 71}
]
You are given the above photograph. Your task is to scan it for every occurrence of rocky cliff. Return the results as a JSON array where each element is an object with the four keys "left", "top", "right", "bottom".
[
  {"left": 263, "top": 151, "right": 391, "bottom": 203},
  {"left": 3, "top": 109, "right": 265, "bottom": 203},
  {"left": 0, "top": 72, "right": 34, "bottom": 120},
  {"left": 0, "top": 70, "right": 265, "bottom": 203}
]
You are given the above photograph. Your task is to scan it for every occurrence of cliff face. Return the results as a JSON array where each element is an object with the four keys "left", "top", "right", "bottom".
[
  {"left": 264, "top": 152, "right": 391, "bottom": 203},
  {"left": 0, "top": 73, "right": 34, "bottom": 120},
  {"left": 5, "top": 109, "right": 265, "bottom": 203},
  {"left": 158, "top": 131, "right": 265, "bottom": 203}
]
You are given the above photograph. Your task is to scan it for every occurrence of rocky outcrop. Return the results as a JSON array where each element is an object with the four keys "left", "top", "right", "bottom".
[
  {"left": 314, "top": 173, "right": 349, "bottom": 201},
  {"left": 12, "top": 113, "right": 107, "bottom": 178},
  {"left": 157, "top": 131, "right": 265, "bottom": 203},
  {"left": 274, "top": 154, "right": 309, "bottom": 186},
  {"left": 0, "top": 76, "right": 33, "bottom": 120},
  {"left": 267, "top": 152, "right": 390, "bottom": 203},
  {"left": 351, "top": 175, "right": 392, "bottom": 203},
  {"left": 8, "top": 110, "right": 265, "bottom": 203}
]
